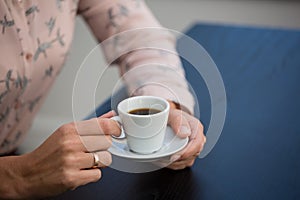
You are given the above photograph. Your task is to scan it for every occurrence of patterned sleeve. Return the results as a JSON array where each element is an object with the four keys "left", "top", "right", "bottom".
[{"left": 78, "top": 0, "right": 195, "bottom": 114}]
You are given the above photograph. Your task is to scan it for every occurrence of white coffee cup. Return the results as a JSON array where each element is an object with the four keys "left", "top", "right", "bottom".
[{"left": 111, "top": 96, "right": 170, "bottom": 154}]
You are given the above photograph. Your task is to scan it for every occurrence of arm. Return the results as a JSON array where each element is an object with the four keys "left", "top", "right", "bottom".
[
  {"left": 78, "top": 0, "right": 194, "bottom": 113},
  {"left": 78, "top": 0, "right": 206, "bottom": 169}
]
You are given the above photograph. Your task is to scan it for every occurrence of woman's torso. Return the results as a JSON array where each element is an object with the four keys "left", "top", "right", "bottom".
[{"left": 0, "top": 0, "right": 78, "bottom": 154}]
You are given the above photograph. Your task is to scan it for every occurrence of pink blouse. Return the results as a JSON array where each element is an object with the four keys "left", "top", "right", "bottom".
[{"left": 0, "top": 0, "right": 194, "bottom": 154}]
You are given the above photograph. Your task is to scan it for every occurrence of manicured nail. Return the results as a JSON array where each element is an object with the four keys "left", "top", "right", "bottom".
[
  {"left": 179, "top": 126, "right": 191, "bottom": 137},
  {"left": 170, "top": 155, "right": 181, "bottom": 162}
]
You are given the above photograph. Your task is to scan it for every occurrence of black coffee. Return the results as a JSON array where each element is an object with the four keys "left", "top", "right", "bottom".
[{"left": 129, "top": 108, "right": 161, "bottom": 115}]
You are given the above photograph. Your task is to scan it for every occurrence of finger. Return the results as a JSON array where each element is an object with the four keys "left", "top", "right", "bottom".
[
  {"left": 152, "top": 157, "right": 173, "bottom": 168},
  {"left": 199, "top": 136, "right": 206, "bottom": 153},
  {"left": 169, "top": 119, "right": 204, "bottom": 162},
  {"left": 170, "top": 156, "right": 196, "bottom": 166},
  {"left": 176, "top": 134, "right": 202, "bottom": 161},
  {"left": 167, "top": 163, "right": 187, "bottom": 170},
  {"left": 168, "top": 109, "right": 191, "bottom": 138},
  {"left": 75, "top": 169, "right": 102, "bottom": 188},
  {"left": 99, "top": 110, "right": 116, "bottom": 118},
  {"left": 92, "top": 151, "right": 112, "bottom": 167},
  {"left": 187, "top": 116, "right": 206, "bottom": 155},
  {"left": 79, "top": 151, "right": 112, "bottom": 169},
  {"left": 171, "top": 136, "right": 205, "bottom": 162},
  {"left": 98, "top": 118, "right": 121, "bottom": 137},
  {"left": 75, "top": 118, "right": 104, "bottom": 136},
  {"left": 183, "top": 112, "right": 204, "bottom": 140},
  {"left": 182, "top": 115, "right": 206, "bottom": 156},
  {"left": 80, "top": 135, "right": 112, "bottom": 152},
  {"left": 75, "top": 118, "right": 121, "bottom": 136},
  {"left": 168, "top": 158, "right": 195, "bottom": 170}
]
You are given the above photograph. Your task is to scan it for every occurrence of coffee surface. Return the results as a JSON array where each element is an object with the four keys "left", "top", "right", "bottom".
[{"left": 129, "top": 108, "right": 161, "bottom": 115}]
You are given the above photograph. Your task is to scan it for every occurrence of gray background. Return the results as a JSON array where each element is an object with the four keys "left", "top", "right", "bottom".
[{"left": 19, "top": 0, "right": 300, "bottom": 153}]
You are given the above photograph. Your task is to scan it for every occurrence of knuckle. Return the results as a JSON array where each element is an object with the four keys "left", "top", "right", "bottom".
[
  {"left": 193, "top": 141, "right": 201, "bottom": 150},
  {"left": 60, "top": 169, "right": 76, "bottom": 188},
  {"left": 58, "top": 123, "right": 76, "bottom": 136},
  {"left": 58, "top": 135, "right": 81, "bottom": 153},
  {"left": 203, "top": 135, "right": 207, "bottom": 144},
  {"left": 61, "top": 154, "right": 76, "bottom": 166},
  {"left": 98, "top": 151, "right": 112, "bottom": 166},
  {"left": 196, "top": 142, "right": 203, "bottom": 152},
  {"left": 99, "top": 119, "right": 120, "bottom": 135},
  {"left": 197, "top": 121, "right": 204, "bottom": 131},
  {"left": 59, "top": 154, "right": 70, "bottom": 167},
  {"left": 173, "top": 114, "right": 183, "bottom": 123},
  {"left": 181, "top": 152, "right": 191, "bottom": 160},
  {"left": 99, "top": 119, "right": 111, "bottom": 133},
  {"left": 104, "top": 152, "right": 112, "bottom": 166},
  {"left": 60, "top": 139, "right": 74, "bottom": 153}
]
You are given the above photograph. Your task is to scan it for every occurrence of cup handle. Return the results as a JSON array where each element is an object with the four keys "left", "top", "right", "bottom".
[{"left": 110, "top": 116, "right": 126, "bottom": 140}]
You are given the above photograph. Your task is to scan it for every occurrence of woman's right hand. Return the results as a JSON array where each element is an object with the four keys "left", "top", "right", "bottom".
[{"left": 13, "top": 111, "right": 120, "bottom": 199}]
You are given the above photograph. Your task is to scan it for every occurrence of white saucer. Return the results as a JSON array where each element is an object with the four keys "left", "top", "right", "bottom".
[{"left": 108, "top": 126, "right": 188, "bottom": 162}]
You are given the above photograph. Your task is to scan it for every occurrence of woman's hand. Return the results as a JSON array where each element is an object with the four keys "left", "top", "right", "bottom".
[
  {"left": 15, "top": 111, "right": 120, "bottom": 199},
  {"left": 167, "top": 108, "right": 206, "bottom": 170}
]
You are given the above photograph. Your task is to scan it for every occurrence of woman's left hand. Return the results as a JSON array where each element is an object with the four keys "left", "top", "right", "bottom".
[{"left": 167, "top": 107, "right": 206, "bottom": 170}]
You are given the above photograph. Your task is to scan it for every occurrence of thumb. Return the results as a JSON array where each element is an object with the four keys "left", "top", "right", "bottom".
[
  {"left": 99, "top": 110, "right": 116, "bottom": 118},
  {"left": 168, "top": 109, "right": 191, "bottom": 138}
]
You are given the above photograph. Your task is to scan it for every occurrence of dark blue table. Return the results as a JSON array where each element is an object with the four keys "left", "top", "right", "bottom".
[{"left": 53, "top": 23, "right": 300, "bottom": 200}]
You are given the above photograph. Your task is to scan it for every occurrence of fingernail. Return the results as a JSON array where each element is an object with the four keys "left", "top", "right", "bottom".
[
  {"left": 170, "top": 155, "right": 181, "bottom": 162},
  {"left": 179, "top": 126, "right": 191, "bottom": 137}
]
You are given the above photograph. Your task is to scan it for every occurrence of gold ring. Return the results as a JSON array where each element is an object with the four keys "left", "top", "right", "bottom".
[{"left": 92, "top": 152, "right": 100, "bottom": 168}]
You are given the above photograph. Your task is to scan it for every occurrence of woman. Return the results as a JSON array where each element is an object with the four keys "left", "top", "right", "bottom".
[{"left": 0, "top": 0, "right": 206, "bottom": 199}]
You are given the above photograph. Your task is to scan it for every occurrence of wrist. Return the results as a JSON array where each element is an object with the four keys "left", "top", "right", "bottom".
[{"left": 0, "top": 155, "right": 30, "bottom": 199}]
